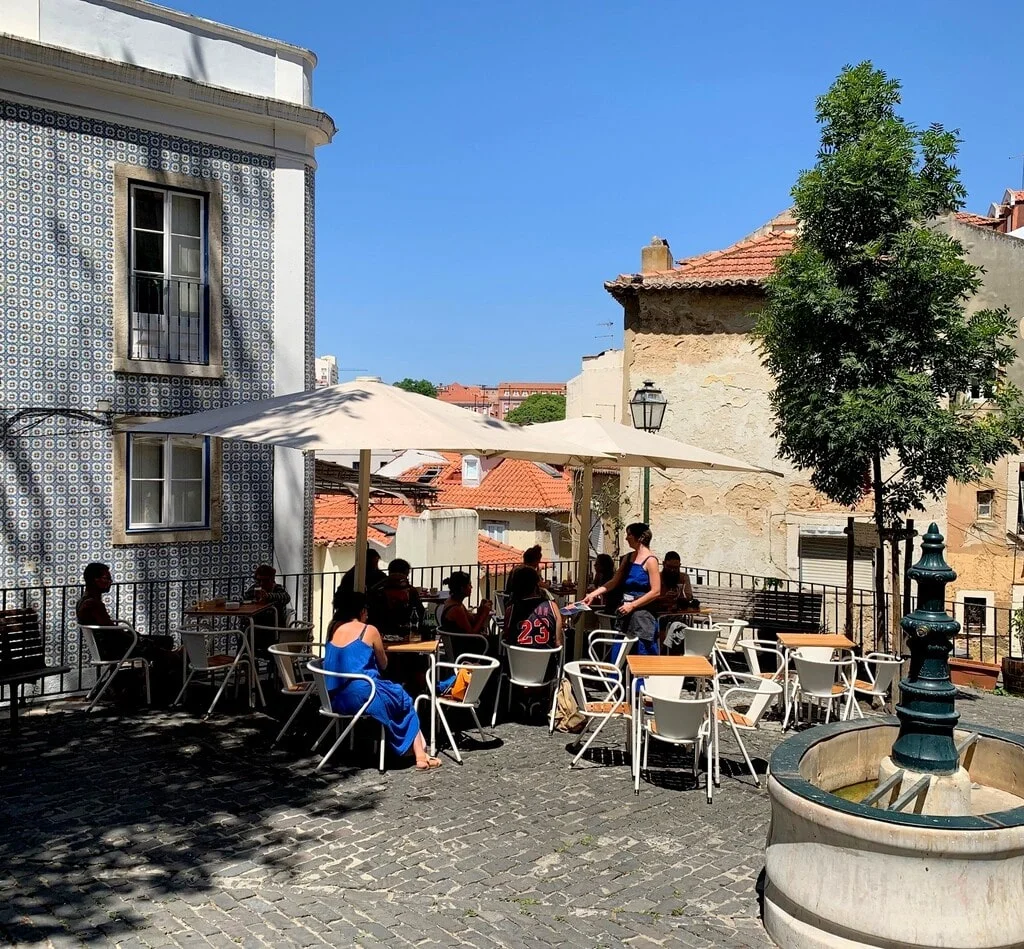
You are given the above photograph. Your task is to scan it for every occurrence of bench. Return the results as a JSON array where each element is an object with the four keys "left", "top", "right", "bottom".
[
  {"left": 689, "top": 585, "right": 825, "bottom": 637},
  {"left": 0, "top": 609, "right": 71, "bottom": 736}
]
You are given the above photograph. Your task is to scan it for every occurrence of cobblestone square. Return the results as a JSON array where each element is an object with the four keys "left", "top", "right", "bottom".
[{"left": 2, "top": 686, "right": 1022, "bottom": 948}]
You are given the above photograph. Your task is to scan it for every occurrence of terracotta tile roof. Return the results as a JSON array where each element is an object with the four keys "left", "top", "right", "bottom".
[
  {"left": 497, "top": 382, "right": 566, "bottom": 393},
  {"left": 605, "top": 211, "right": 797, "bottom": 297},
  {"left": 438, "top": 384, "right": 491, "bottom": 405},
  {"left": 478, "top": 535, "right": 525, "bottom": 565},
  {"left": 399, "top": 456, "right": 572, "bottom": 513},
  {"left": 313, "top": 495, "right": 415, "bottom": 547},
  {"left": 955, "top": 211, "right": 1002, "bottom": 229}
]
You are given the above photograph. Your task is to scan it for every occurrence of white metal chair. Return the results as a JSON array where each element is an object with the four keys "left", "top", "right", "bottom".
[
  {"left": 714, "top": 619, "right": 748, "bottom": 671},
  {"left": 714, "top": 671, "right": 783, "bottom": 787},
  {"left": 493, "top": 644, "right": 563, "bottom": 731},
  {"left": 635, "top": 679, "right": 713, "bottom": 801},
  {"left": 439, "top": 630, "right": 490, "bottom": 664},
  {"left": 852, "top": 652, "right": 903, "bottom": 716},
  {"left": 267, "top": 641, "right": 323, "bottom": 746},
  {"left": 307, "top": 657, "right": 385, "bottom": 773},
  {"left": 563, "top": 660, "right": 632, "bottom": 769},
  {"left": 78, "top": 622, "right": 151, "bottom": 711},
  {"left": 173, "top": 628, "right": 255, "bottom": 719},
  {"left": 682, "top": 625, "right": 720, "bottom": 661},
  {"left": 791, "top": 651, "right": 856, "bottom": 725},
  {"left": 417, "top": 653, "right": 500, "bottom": 764},
  {"left": 587, "top": 631, "right": 636, "bottom": 697}
]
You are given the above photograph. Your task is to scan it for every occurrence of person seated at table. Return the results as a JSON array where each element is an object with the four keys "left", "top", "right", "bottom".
[
  {"left": 325, "top": 591, "right": 441, "bottom": 770},
  {"left": 368, "top": 558, "right": 424, "bottom": 641},
  {"left": 75, "top": 562, "right": 178, "bottom": 693},
  {"left": 244, "top": 564, "right": 293, "bottom": 651},
  {"left": 651, "top": 551, "right": 694, "bottom": 614},
  {"left": 503, "top": 567, "right": 563, "bottom": 650},
  {"left": 438, "top": 571, "right": 493, "bottom": 638},
  {"left": 504, "top": 545, "right": 550, "bottom": 602},
  {"left": 581, "top": 522, "right": 661, "bottom": 656},
  {"left": 336, "top": 548, "right": 387, "bottom": 603}
]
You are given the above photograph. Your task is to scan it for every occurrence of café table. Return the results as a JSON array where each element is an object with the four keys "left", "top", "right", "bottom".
[
  {"left": 776, "top": 633, "right": 857, "bottom": 729},
  {"left": 385, "top": 638, "right": 441, "bottom": 756},
  {"left": 625, "top": 654, "right": 719, "bottom": 784},
  {"left": 184, "top": 601, "right": 268, "bottom": 708}
]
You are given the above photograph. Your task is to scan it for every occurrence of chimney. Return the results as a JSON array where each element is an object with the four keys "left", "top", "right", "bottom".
[{"left": 641, "top": 236, "right": 673, "bottom": 273}]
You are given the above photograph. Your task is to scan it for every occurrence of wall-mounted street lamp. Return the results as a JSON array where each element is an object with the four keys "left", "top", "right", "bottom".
[
  {"left": 629, "top": 380, "right": 668, "bottom": 523},
  {"left": 0, "top": 398, "right": 115, "bottom": 439}
]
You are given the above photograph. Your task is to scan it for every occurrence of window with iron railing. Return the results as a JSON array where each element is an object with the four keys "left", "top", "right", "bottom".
[{"left": 129, "top": 184, "right": 208, "bottom": 364}]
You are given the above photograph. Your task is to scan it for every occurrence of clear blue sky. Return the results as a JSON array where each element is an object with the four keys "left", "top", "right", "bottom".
[{"left": 175, "top": 0, "right": 1023, "bottom": 386}]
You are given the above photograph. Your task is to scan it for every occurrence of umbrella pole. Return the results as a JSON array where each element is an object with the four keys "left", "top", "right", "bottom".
[
  {"left": 354, "top": 449, "right": 372, "bottom": 593},
  {"left": 576, "top": 462, "right": 593, "bottom": 601}
]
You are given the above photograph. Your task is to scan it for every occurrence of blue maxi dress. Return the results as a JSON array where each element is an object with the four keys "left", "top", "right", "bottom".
[{"left": 322, "top": 627, "right": 420, "bottom": 755}]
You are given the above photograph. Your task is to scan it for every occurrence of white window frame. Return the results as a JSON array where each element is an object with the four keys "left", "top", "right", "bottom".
[
  {"left": 129, "top": 183, "right": 208, "bottom": 365},
  {"left": 953, "top": 589, "right": 994, "bottom": 657},
  {"left": 482, "top": 519, "right": 509, "bottom": 543},
  {"left": 126, "top": 434, "right": 210, "bottom": 532},
  {"left": 976, "top": 489, "right": 994, "bottom": 521}
]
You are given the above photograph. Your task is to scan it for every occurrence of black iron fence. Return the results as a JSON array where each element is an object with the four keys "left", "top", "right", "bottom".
[{"left": 2, "top": 558, "right": 1018, "bottom": 703}]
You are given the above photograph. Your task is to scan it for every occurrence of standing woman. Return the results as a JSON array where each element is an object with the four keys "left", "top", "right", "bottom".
[{"left": 582, "top": 522, "right": 661, "bottom": 656}]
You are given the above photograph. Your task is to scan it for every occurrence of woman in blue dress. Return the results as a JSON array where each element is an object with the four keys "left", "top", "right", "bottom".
[
  {"left": 581, "top": 522, "right": 662, "bottom": 656},
  {"left": 323, "top": 591, "right": 442, "bottom": 769}
]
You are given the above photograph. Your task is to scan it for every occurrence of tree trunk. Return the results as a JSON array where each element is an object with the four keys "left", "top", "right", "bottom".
[
  {"left": 872, "top": 453, "right": 888, "bottom": 652},
  {"left": 890, "top": 523, "right": 902, "bottom": 645}
]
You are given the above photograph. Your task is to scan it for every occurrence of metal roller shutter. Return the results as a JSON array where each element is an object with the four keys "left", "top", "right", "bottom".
[{"left": 798, "top": 535, "right": 874, "bottom": 589}]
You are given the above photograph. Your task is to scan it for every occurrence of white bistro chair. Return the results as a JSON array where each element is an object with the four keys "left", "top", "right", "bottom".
[
  {"left": 635, "top": 679, "right": 714, "bottom": 802},
  {"left": 714, "top": 671, "right": 783, "bottom": 787},
  {"left": 790, "top": 651, "right": 856, "bottom": 725},
  {"left": 852, "top": 653, "right": 903, "bottom": 716},
  {"left": 738, "top": 638, "right": 789, "bottom": 720},
  {"left": 563, "top": 660, "right": 632, "bottom": 769},
  {"left": 493, "top": 644, "right": 563, "bottom": 731},
  {"left": 713, "top": 619, "right": 748, "bottom": 671},
  {"left": 439, "top": 630, "right": 490, "bottom": 665},
  {"left": 417, "top": 653, "right": 500, "bottom": 764},
  {"left": 587, "top": 631, "right": 637, "bottom": 698},
  {"left": 267, "top": 641, "right": 322, "bottom": 746},
  {"left": 173, "top": 628, "right": 259, "bottom": 719},
  {"left": 307, "top": 657, "right": 385, "bottom": 773},
  {"left": 78, "top": 622, "right": 151, "bottom": 711}
]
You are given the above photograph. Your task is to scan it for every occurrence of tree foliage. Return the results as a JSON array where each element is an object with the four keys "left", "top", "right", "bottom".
[
  {"left": 393, "top": 378, "right": 438, "bottom": 398},
  {"left": 505, "top": 393, "right": 567, "bottom": 425},
  {"left": 755, "top": 62, "right": 1024, "bottom": 528}
]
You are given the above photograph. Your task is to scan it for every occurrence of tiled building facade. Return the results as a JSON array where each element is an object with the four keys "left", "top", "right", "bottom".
[{"left": 0, "top": 0, "right": 334, "bottom": 634}]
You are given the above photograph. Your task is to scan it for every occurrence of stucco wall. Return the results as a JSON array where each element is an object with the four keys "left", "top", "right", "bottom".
[{"left": 566, "top": 349, "right": 623, "bottom": 420}]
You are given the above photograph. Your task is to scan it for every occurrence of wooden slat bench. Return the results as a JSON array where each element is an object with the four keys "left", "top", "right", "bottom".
[
  {"left": 689, "top": 586, "right": 825, "bottom": 636},
  {"left": 0, "top": 608, "right": 71, "bottom": 736}
]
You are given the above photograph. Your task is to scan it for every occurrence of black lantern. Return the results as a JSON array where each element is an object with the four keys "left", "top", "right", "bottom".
[{"left": 629, "top": 381, "right": 667, "bottom": 433}]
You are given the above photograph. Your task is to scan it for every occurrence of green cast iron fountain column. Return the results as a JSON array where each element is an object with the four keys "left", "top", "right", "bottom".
[{"left": 890, "top": 522, "right": 961, "bottom": 773}]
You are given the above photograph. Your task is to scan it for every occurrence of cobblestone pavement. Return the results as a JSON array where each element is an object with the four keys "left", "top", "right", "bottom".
[{"left": 2, "top": 685, "right": 1023, "bottom": 948}]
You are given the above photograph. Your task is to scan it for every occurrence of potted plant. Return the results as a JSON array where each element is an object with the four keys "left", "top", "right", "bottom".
[{"left": 949, "top": 657, "right": 1000, "bottom": 690}]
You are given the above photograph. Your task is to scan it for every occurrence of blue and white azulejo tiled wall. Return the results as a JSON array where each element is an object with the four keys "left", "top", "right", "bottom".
[{"left": 0, "top": 97, "right": 299, "bottom": 595}]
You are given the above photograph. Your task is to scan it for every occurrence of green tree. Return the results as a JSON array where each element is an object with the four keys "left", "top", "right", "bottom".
[
  {"left": 754, "top": 62, "right": 1024, "bottom": 646},
  {"left": 505, "top": 393, "right": 566, "bottom": 425},
  {"left": 393, "top": 378, "right": 438, "bottom": 398}
]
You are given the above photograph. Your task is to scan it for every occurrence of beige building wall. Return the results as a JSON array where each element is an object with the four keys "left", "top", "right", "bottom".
[{"left": 566, "top": 349, "right": 623, "bottom": 420}]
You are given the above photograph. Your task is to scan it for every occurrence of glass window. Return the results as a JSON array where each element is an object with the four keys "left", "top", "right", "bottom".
[
  {"left": 129, "top": 183, "right": 207, "bottom": 364},
  {"left": 482, "top": 520, "right": 508, "bottom": 543},
  {"left": 977, "top": 490, "right": 994, "bottom": 520},
  {"left": 127, "top": 434, "right": 209, "bottom": 530}
]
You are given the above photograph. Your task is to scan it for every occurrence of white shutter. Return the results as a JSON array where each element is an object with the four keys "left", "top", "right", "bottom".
[{"left": 798, "top": 536, "right": 874, "bottom": 589}]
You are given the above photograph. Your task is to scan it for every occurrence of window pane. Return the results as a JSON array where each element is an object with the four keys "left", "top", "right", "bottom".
[
  {"left": 171, "top": 194, "right": 202, "bottom": 237},
  {"left": 130, "top": 481, "right": 162, "bottom": 526},
  {"left": 133, "top": 231, "right": 164, "bottom": 274},
  {"left": 171, "top": 235, "right": 201, "bottom": 278},
  {"left": 133, "top": 188, "right": 164, "bottom": 231},
  {"left": 130, "top": 438, "right": 164, "bottom": 479},
  {"left": 169, "top": 481, "right": 203, "bottom": 524},
  {"left": 171, "top": 442, "right": 204, "bottom": 479}
]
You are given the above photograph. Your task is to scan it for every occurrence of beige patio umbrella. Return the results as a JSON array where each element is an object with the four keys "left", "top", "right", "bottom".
[
  {"left": 530, "top": 416, "right": 782, "bottom": 601},
  {"left": 130, "top": 378, "right": 608, "bottom": 589}
]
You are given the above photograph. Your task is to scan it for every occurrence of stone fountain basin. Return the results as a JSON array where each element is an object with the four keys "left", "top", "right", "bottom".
[{"left": 765, "top": 718, "right": 1024, "bottom": 949}]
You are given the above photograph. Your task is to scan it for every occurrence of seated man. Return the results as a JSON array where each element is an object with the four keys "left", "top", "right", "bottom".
[
  {"left": 336, "top": 548, "right": 388, "bottom": 604},
  {"left": 367, "top": 558, "right": 424, "bottom": 641},
  {"left": 651, "top": 550, "right": 694, "bottom": 615},
  {"left": 75, "top": 562, "right": 178, "bottom": 688},
  {"left": 244, "top": 564, "right": 292, "bottom": 652}
]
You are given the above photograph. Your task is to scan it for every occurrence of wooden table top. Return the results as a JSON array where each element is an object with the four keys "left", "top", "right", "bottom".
[
  {"left": 385, "top": 639, "right": 440, "bottom": 655},
  {"left": 626, "top": 655, "right": 715, "bottom": 677},
  {"left": 777, "top": 633, "right": 856, "bottom": 650},
  {"left": 185, "top": 602, "right": 266, "bottom": 617}
]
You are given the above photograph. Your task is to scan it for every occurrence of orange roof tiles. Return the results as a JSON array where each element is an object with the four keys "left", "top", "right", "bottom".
[
  {"left": 478, "top": 535, "right": 525, "bottom": 565},
  {"left": 314, "top": 495, "right": 416, "bottom": 547},
  {"left": 605, "top": 211, "right": 797, "bottom": 296},
  {"left": 955, "top": 211, "right": 1002, "bottom": 229},
  {"left": 399, "top": 456, "right": 572, "bottom": 513},
  {"left": 438, "top": 384, "right": 491, "bottom": 405}
]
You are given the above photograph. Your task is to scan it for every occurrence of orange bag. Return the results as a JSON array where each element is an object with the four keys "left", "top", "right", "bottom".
[{"left": 450, "top": 668, "right": 473, "bottom": 701}]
